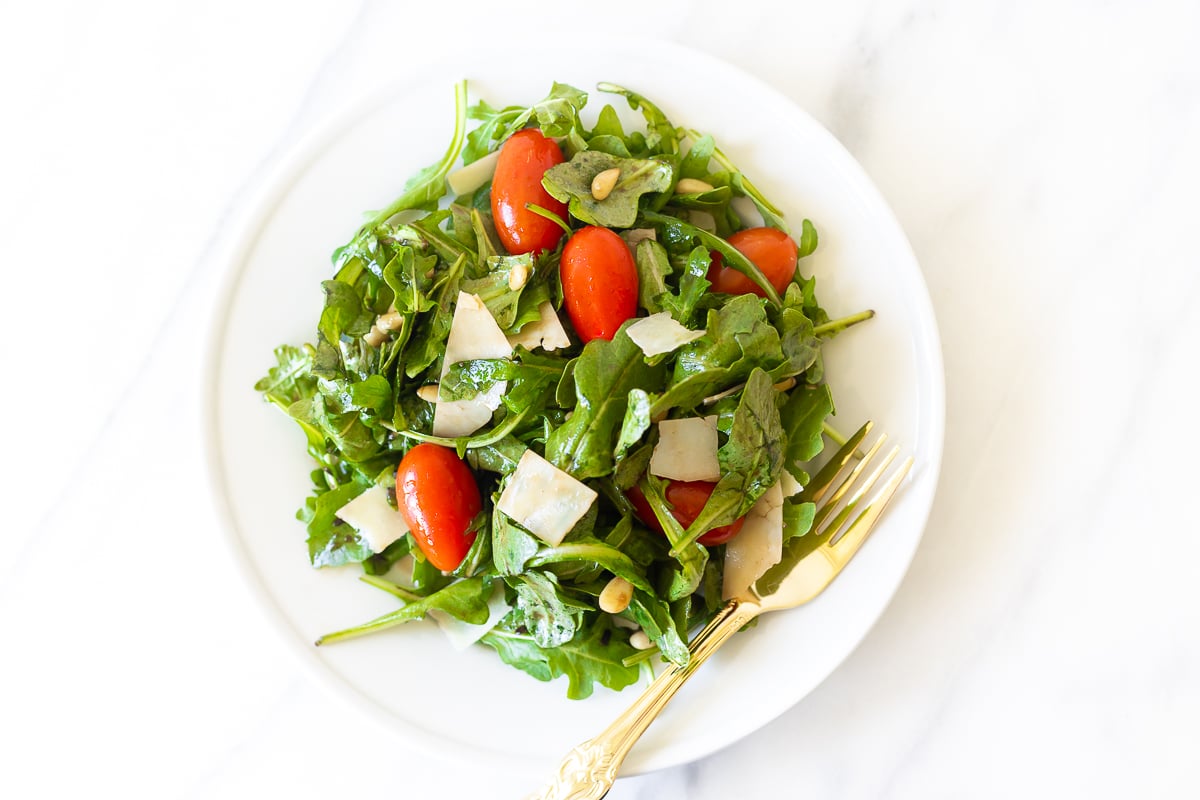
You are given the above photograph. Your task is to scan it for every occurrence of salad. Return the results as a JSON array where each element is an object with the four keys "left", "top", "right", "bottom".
[{"left": 255, "top": 80, "right": 873, "bottom": 699}]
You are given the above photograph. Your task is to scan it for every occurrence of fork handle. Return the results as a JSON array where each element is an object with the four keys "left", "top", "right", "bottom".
[{"left": 531, "top": 598, "right": 761, "bottom": 800}]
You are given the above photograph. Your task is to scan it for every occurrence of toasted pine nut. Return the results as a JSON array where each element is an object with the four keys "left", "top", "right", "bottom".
[
  {"left": 417, "top": 385, "right": 440, "bottom": 403},
  {"left": 508, "top": 263, "right": 530, "bottom": 291},
  {"left": 376, "top": 310, "right": 404, "bottom": 333},
  {"left": 598, "top": 576, "right": 634, "bottom": 614},
  {"left": 773, "top": 377, "right": 797, "bottom": 392},
  {"left": 629, "top": 630, "right": 653, "bottom": 650},
  {"left": 590, "top": 167, "right": 621, "bottom": 201},
  {"left": 364, "top": 326, "right": 388, "bottom": 347},
  {"left": 675, "top": 177, "right": 714, "bottom": 194}
]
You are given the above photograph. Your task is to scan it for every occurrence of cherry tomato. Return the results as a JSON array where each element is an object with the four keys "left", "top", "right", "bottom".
[
  {"left": 560, "top": 225, "right": 639, "bottom": 342},
  {"left": 490, "top": 129, "right": 568, "bottom": 255},
  {"left": 706, "top": 227, "right": 799, "bottom": 297},
  {"left": 626, "top": 481, "right": 746, "bottom": 546},
  {"left": 394, "top": 443, "right": 481, "bottom": 571}
]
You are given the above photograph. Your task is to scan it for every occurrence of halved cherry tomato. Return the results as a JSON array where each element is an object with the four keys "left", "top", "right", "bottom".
[
  {"left": 706, "top": 227, "right": 799, "bottom": 297},
  {"left": 626, "top": 481, "right": 746, "bottom": 546},
  {"left": 395, "top": 443, "right": 481, "bottom": 571},
  {"left": 560, "top": 225, "right": 639, "bottom": 342},
  {"left": 491, "top": 129, "right": 568, "bottom": 255}
]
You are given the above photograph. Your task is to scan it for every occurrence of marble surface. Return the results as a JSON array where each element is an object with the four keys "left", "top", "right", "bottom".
[{"left": 3, "top": 1, "right": 1198, "bottom": 797}]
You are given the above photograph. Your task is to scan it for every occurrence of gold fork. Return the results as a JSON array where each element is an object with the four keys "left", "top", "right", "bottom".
[{"left": 530, "top": 422, "right": 913, "bottom": 800}]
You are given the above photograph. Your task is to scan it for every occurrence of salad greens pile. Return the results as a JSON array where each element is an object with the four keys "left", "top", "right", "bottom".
[{"left": 256, "top": 80, "right": 871, "bottom": 699}]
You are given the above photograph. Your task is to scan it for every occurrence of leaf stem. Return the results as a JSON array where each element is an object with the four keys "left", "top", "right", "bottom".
[
  {"left": 359, "top": 574, "right": 421, "bottom": 603},
  {"left": 525, "top": 202, "right": 572, "bottom": 235},
  {"left": 812, "top": 309, "right": 875, "bottom": 337}
]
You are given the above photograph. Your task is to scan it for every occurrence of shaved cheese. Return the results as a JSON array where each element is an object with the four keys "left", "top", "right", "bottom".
[
  {"left": 429, "top": 582, "right": 510, "bottom": 651},
  {"left": 433, "top": 292, "right": 513, "bottom": 438},
  {"left": 333, "top": 484, "right": 409, "bottom": 554},
  {"left": 620, "top": 228, "right": 657, "bottom": 252},
  {"left": 781, "top": 469, "right": 804, "bottom": 498},
  {"left": 627, "top": 312, "right": 706, "bottom": 357},
  {"left": 497, "top": 450, "right": 598, "bottom": 546},
  {"left": 506, "top": 301, "right": 571, "bottom": 352},
  {"left": 650, "top": 416, "right": 720, "bottom": 482},
  {"left": 722, "top": 481, "right": 785, "bottom": 599},
  {"left": 446, "top": 149, "right": 499, "bottom": 196}
]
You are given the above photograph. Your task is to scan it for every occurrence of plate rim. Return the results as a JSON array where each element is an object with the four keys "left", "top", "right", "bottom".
[{"left": 202, "top": 38, "right": 945, "bottom": 777}]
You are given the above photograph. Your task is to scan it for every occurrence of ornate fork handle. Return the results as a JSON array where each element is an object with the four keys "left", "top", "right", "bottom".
[{"left": 534, "top": 598, "right": 761, "bottom": 800}]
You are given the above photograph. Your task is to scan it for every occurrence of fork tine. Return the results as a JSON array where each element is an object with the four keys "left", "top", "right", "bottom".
[
  {"left": 803, "top": 421, "right": 873, "bottom": 506},
  {"left": 812, "top": 434, "right": 889, "bottom": 534},
  {"left": 816, "top": 441, "right": 898, "bottom": 541},
  {"left": 826, "top": 455, "right": 914, "bottom": 565}
]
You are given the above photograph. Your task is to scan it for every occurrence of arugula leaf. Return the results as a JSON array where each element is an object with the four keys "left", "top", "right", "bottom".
[
  {"left": 637, "top": 474, "right": 708, "bottom": 600},
  {"left": 798, "top": 218, "right": 818, "bottom": 258},
  {"left": 298, "top": 478, "right": 371, "bottom": 568},
  {"left": 624, "top": 590, "right": 689, "bottom": 667},
  {"left": 634, "top": 239, "right": 672, "bottom": 314},
  {"left": 780, "top": 383, "right": 834, "bottom": 481},
  {"left": 510, "top": 571, "right": 579, "bottom": 648},
  {"left": 613, "top": 389, "right": 652, "bottom": 463},
  {"left": 460, "top": 253, "right": 536, "bottom": 330},
  {"left": 542, "top": 150, "right": 674, "bottom": 229},
  {"left": 545, "top": 324, "right": 666, "bottom": 479},
  {"left": 653, "top": 294, "right": 784, "bottom": 416},
  {"left": 782, "top": 499, "right": 817, "bottom": 541},
  {"left": 256, "top": 344, "right": 316, "bottom": 408},
  {"left": 481, "top": 615, "right": 640, "bottom": 700},
  {"left": 315, "top": 575, "right": 493, "bottom": 645},
  {"left": 492, "top": 504, "right": 540, "bottom": 576},
  {"left": 658, "top": 245, "right": 712, "bottom": 327},
  {"left": 526, "top": 537, "right": 653, "bottom": 594},
  {"left": 642, "top": 210, "right": 781, "bottom": 305},
  {"left": 597, "top": 82, "right": 680, "bottom": 156},
  {"left": 463, "top": 82, "right": 588, "bottom": 164},
  {"left": 674, "top": 369, "right": 784, "bottom": 553},
  {"left": 318, "top": 280, "right": 373, "bottom": 346}
]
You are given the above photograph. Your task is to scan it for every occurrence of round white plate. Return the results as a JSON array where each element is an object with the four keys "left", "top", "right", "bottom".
[{"left": 204, "top": 40, "right": 943, "bottom": 779}]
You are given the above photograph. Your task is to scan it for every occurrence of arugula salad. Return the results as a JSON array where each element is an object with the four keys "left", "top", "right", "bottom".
[{"left": 255, "top": 80, "right": 872, "bottom": 699}]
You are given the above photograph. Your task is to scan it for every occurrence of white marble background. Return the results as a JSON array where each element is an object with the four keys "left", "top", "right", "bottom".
[{"left": 3, "top": 1, "right": 1198, "bottom": 797}]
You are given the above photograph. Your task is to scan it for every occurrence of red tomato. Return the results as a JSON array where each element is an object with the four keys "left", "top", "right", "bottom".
[
  {"left": 490, "top": 129, "right": 568, "bottom": 255},
  {"left": 706, "top": 227, "right": 798, "bottom": 297},
  {"left": 394, "top": 443, "right": 481, "bottom": 571},
  {"left": 626, "top": 481, "right": 746, "bottom": 546},
  {"left": 560, "top": 226, "right": 639, "bottom": 342}
]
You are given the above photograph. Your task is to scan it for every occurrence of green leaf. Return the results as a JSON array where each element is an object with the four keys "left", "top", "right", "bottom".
[
  {"left": 782, "top": 499, "right": 817, "bottom": 541},
  {"left": 798, "top": 218, "right": 818, "bottom": 258},
  {"left": 526, "top": 538, "right": 653, "bottom": 593},
  {"left": 780, "top": 383, "right": 833, "bottom": 480},
  {"left": 545, "top": 324, "right": 666, "bottom": 479},
  {"left": 653, "top": 294, "right": 785, "bottom": 416},
  {"left": 542, "top": 150, "right": 674, "bottom": 229},
  {"left": 624, "top": 590, "right": 690, "bottom": 667},
  {"left": 634, "top": 239, "right": 672, "bottom": 314},
  {"left": 675, "top": 369, "right": 784, "bottom": 553},
  {"left": 658, "top": 245, "right": 712, "bottom": 327},
  {"left": 316, "top": 576, "right": 493, "bottom": 645},
  {"left": 461, "top": 253, "right": 536, "bottom": 330},
  {"left": 481, "top": 616, "right": 640, "bottom": 700},
  {"left": 492, "top": 508, "right": 540, "bottom": 576},
  {"left": 300, "top": 478, "right": 371, "bottom": 568},
  {"left": 256, "top": 344, "right": 316, "bottom": 408},
  {"left": 510, "top": 571, "right": 579, "bottom": 648},
  {"left": 637, "top": 474, "right": 708, "bottom": 600},
  {"left": 318, "top": 280, "right": 372, "bottom": 345},
  {"left": 613, "top": 389, "right": 652, "bottom": 463},
  {"left": 642, "top": 210, "right": 781, "bottom": 305},
  {"left": 597, "top": 82, "right": 680, "bottom": 155},
  {"left": 463, "top": 82, "right": 588, "bottom": 164}
]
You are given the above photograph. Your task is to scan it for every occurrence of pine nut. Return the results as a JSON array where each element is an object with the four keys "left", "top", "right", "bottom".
[
  {"left": 417, "top": 385, "right": 440, "bottom": 403},
  {"left": 598, "top": 576, "right": 634, "bottom": 613},
  {"left": 629, "top": 630, "right": 653, "bottom": 650},
  {"left": 376, "top": 310, "right": 404, "bottom": 332},
  {"left": 590, "top": 167, "right": 621, "bottom": 201},
  {"left": 508, "top": 263, "right": 530, "bottom": 291},
  {"left": 675, "top": 177, "right": 714, "bottom": 194},
  {"left": 364, "top": 326, "right": 388, "bottom": 347}
]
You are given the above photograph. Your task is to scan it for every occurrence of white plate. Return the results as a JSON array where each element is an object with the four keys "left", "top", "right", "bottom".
[{"left": 204, "top": 40, "right": 944, "bottom": 779}]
